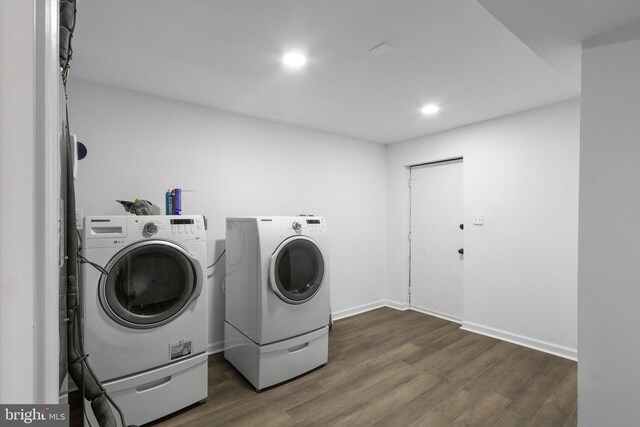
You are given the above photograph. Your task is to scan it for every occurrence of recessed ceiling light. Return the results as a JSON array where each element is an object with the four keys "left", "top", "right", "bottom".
[
  {"left": 282, "top": 51, "right": 307, "bottom": 69},
  {"left": 420, "top": 104, "right": 441, "bottom": 116}
]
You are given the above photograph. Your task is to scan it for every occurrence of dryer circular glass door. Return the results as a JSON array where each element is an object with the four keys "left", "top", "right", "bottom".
[
  {"left": 98, "top": 240, "right": 203, "bottom": 329},
  {"left": 269, "top": 236, "right": 325, "bottom": 304}
]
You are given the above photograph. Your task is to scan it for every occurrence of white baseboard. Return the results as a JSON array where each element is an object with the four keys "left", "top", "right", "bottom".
[
  {"left": 461, "top": 321, "right": 577, "bottom": 361},
  {"left": 331, "top": 300, "right": 388, "bottom": 321},
  {"left": 331, "top": 300, "right": 411, "bottom": 321},
  {"left": 384, "top": 300, "right": 410, "bottom": 311},
  {"left": 207, "top": 341, "right": 224, "bottom": 355},
  {"left": 410, "top": 305, "right": 463, "bottom": 324}
]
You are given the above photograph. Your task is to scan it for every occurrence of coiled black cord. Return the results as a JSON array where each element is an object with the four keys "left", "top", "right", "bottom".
[{"left": 207, "top": 249, "right": 226, "bottom": 269}]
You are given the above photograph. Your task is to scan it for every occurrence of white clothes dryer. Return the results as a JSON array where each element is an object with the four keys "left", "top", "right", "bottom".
[
  {"left": 224, "top": 216, "right": 330, "bottom": 390},
  {"left": 81, "top": 215, "right": 208, "bottom": 426}
]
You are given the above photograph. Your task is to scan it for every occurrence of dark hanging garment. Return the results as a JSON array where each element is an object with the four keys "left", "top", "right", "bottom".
[{"left": 59, "top": 0, "right": 76, "bottom": 84}]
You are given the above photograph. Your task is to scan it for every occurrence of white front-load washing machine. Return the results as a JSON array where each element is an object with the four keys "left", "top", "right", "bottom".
[
  {"left": 81, "top": 215, "right": 208, "bottom": 426},
  {"left": 224, "top": 216, "right": 330, "bottom": 390}
]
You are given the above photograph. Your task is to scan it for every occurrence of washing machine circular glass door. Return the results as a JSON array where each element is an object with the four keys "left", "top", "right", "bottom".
[
  {"left": 99, "top": 240, "right": 203, "bottom": 329},
  {"left": 269, "top": 236, "right": 325, "bottom": 304}
]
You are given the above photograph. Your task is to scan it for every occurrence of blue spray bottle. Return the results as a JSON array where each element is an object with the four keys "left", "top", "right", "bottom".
[{"left": 165, "top": 190, "right": 172, "bottom": 215}]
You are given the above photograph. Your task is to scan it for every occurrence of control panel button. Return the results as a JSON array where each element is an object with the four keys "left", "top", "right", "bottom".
[
  {"left": 143, "top": 222, "right": 158, "bottom": 237},
  {"left": 292, "top": 222, "right": 302, "bottom": 231}
]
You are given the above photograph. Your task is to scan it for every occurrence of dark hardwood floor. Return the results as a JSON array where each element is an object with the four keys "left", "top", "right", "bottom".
[{"left": 147, "top": 308, "right": 577, "bottom": 426}]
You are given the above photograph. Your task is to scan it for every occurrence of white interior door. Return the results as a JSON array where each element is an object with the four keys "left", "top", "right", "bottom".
[{"left": 410, "top": 159, "right": 464, "bottom": 322}]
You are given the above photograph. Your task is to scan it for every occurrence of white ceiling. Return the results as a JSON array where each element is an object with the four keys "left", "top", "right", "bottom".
[
  {"left": 71, "top": 1, "right": 639, "bottom": 144},
  {"left": 478, "top": 0, "right": 640, "bottom": 92}
]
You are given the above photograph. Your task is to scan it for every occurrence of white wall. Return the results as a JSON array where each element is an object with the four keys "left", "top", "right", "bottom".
[
  {"left": 1, "top": 0, "right": 61, "bottom": 405},
  {"left": 0, "top": 0, "right": 36, "bottom": 403},
  {"left": 68, "top": 79, "right": 387, "bottom": 352},
  {"left": 386, "top": 100, "right": 580, "bottom": 359},
  {"left": 34, "top": 0, "right": 63, "bottom": 403},
  {"left": 579, "top": 25, "right": 640, "bottom": 427}
]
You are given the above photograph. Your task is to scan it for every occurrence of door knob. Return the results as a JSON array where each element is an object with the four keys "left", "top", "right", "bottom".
[
  {"left": 459, "top": 223, "right": 464, "bottom": 230},
  {"left": 458, "top": 248, "right": 464, "bottom": 255}
]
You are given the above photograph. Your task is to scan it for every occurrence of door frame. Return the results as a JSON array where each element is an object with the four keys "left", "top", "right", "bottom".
[{"left": 407, "top": 156, "right": 464, "bottom": 320}]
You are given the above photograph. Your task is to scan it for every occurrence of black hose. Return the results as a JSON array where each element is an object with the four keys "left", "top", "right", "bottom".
[
  {"left": 59, "top": 0, "right": 76, "bottom": 84},
  {"left": 59, "top": 1, "right": 129, "bottom": 424},
  {"left": 65, "top": 123, "right": 118, "bottom": 427}
]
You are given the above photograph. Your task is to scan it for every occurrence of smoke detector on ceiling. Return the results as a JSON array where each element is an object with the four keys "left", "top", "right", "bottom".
[{"left": 369, "top": 42, "right": 392, "bottom": 56}]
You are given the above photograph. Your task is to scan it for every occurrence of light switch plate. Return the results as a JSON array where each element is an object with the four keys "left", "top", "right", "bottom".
[{"left": 473, "top": 215, "right": 484, "bottom": 225}]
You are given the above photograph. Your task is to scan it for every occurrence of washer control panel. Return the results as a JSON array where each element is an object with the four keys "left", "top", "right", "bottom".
[
  {"left": 169, "top": 218, "right": 204, "bottom": 235},
  {"left": 143, "top": 222, "right": 159, "bottom": 236},
  {"left": 84, "top": 215, "right": 206, "bottom": 248},
  {"left": 135, "top": 216, "right": 204, "bottom": 238}
]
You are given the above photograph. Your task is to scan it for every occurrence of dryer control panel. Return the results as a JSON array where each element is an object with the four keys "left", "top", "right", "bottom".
[
  {"left": 236, "top": 216, "right": 328, "bottom": 240},
  {"left": 302, "top": 218, "right": 326, "bottom": 234},
  {"left": 285, "top": 217, "right": 327, "bottom": 237}
]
